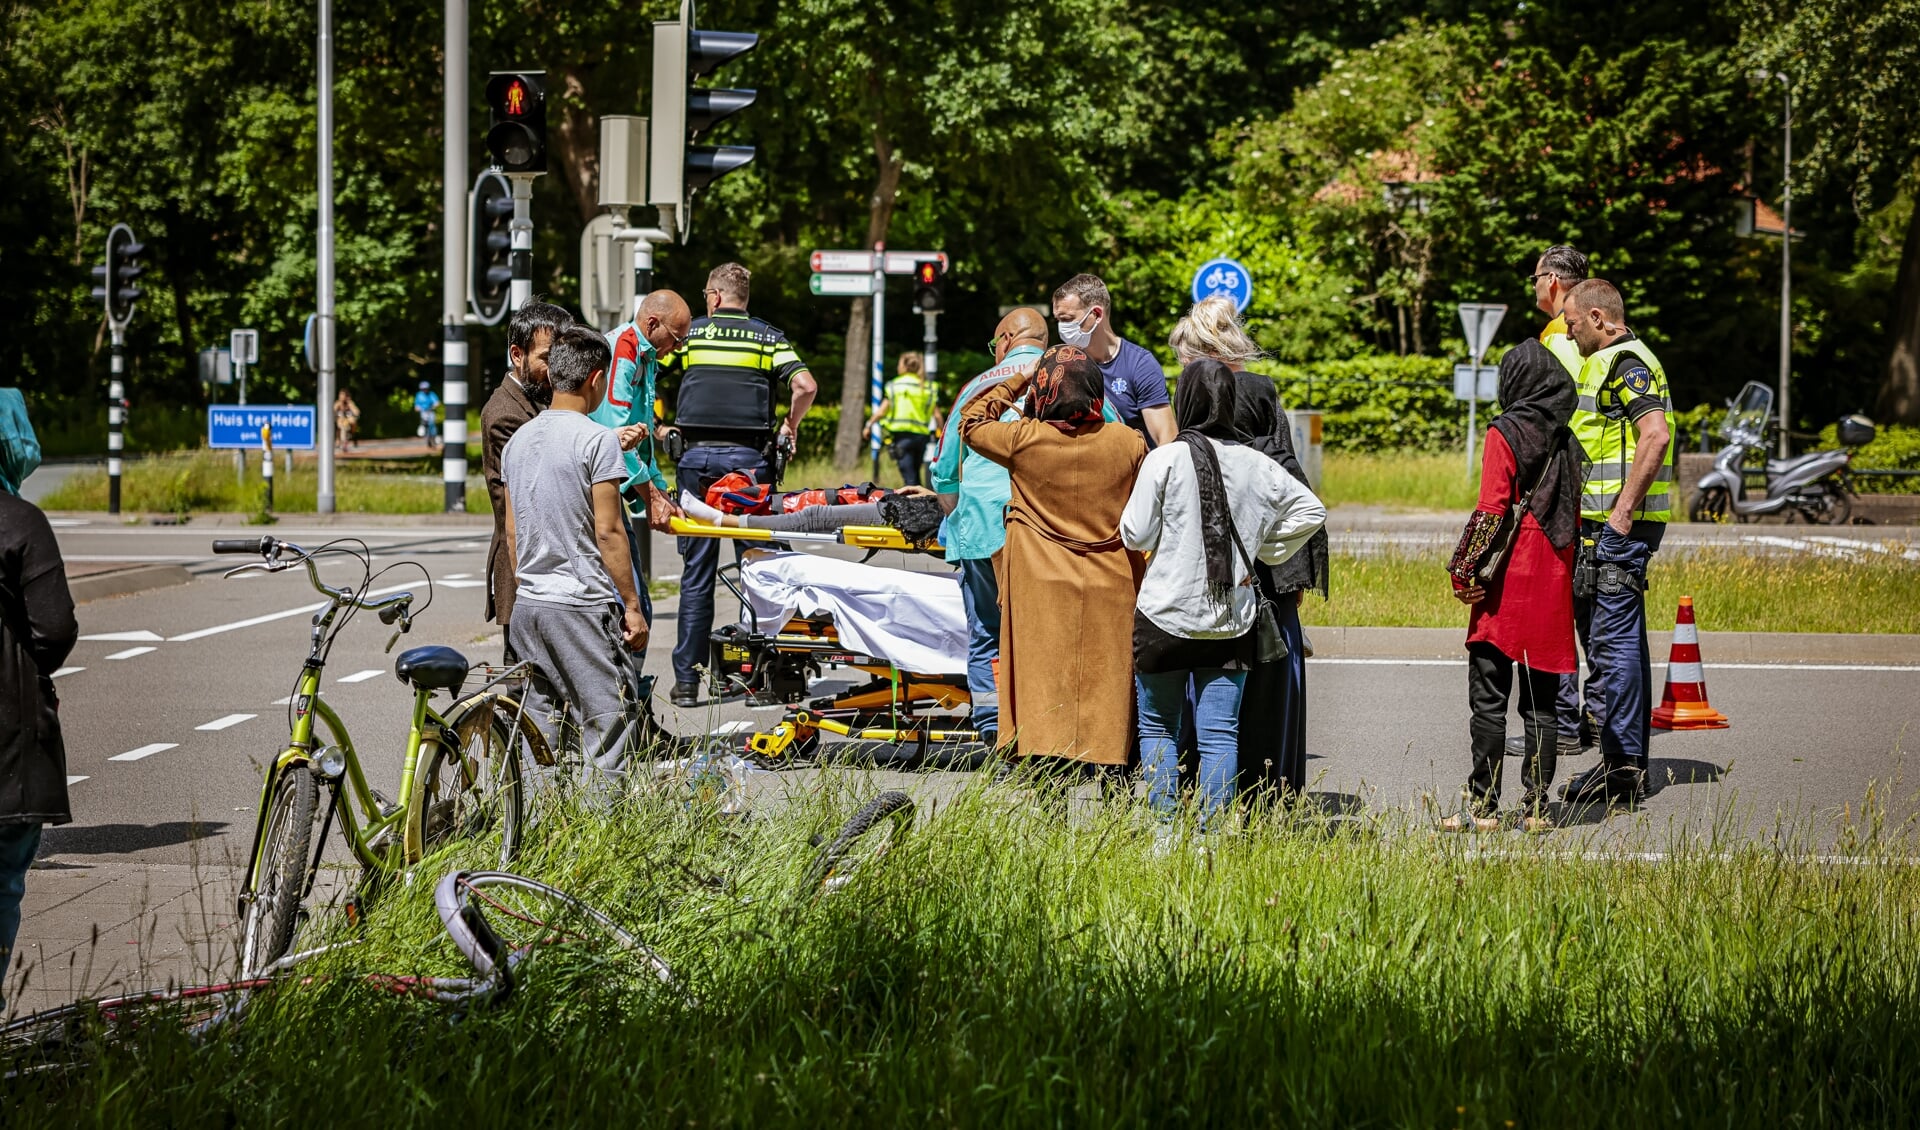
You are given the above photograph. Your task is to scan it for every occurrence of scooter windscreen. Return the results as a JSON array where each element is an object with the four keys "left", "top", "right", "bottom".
[{"left": 1719, "top": 381, "right": 1773, "bottom": 442}]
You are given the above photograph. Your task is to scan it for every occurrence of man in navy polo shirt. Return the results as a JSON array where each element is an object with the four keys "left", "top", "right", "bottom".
[{"left": 1051, "top": 273, "right": 1174, "bottom": 446}]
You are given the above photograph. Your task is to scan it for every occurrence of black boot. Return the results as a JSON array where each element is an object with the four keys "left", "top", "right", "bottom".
[{"left": 1559, "top": 763, "right": 1646, "bottom": 807}]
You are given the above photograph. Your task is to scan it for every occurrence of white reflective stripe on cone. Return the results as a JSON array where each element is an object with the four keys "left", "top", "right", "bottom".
[{"left": 1665, "top": 660, "right": 1705, "bottom": 683}]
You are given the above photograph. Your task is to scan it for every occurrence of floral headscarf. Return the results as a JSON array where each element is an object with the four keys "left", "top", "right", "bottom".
[{"left": 1025, "top": 345, "right": 1107, "bottom": 434}]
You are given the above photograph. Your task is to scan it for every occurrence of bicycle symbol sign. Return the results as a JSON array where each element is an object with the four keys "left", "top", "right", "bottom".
[{"left": 1190, "top": 257, "right": 1254, "bottom": 313}]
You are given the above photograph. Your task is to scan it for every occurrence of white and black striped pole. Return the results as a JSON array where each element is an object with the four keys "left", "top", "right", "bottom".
[
  {"left": 107, "top": 327, "right": 125, "bottom": 515},
  {"left": 509, "top": 175, "right": 534, "bottom": 310},
  {"left": 442, "top": 325, "right": 467, "bottom": 511},
  {"left": 440, "top": 0, "right": 468, "bottom": 513}
]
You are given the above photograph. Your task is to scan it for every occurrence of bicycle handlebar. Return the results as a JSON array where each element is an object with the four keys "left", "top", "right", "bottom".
[
  {"left": 212, "top": 536, "right": 414, "bottom": 618},
  {"left": 212, "top": 537, "right": 274, "bottom": 555}
]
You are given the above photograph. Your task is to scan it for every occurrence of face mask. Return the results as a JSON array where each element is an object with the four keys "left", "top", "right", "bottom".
[{"left": 1057, "top": 310, "right": 1097, "bottom": 348}]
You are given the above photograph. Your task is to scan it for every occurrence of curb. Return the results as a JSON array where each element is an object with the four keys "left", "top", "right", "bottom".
[
  {"left": 68, "top": 563, "right": 193, "bottom": 604},
  {"left": 44, "top": 511, "right": 495, "bottom": 529},
  {"left": 1307, "top": 626, "right": 1920, "bottom": 665}
]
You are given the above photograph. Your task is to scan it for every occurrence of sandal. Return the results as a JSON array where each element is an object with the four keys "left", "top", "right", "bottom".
[{"left": 1440, "top": 811, "right": 1501, "bottom": 833}]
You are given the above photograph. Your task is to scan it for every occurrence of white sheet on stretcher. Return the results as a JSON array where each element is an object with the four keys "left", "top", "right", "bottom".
[{"left": 739, "top": 552, "right": 968, "bottom": 676}]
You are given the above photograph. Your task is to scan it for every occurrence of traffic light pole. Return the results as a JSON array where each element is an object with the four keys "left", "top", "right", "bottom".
[
  {"left": 922, "top": 310, "right": 938, "bottom": 399},
  {"left": 869, "top": 244, "right": 885, "bottom": 477},
  {"left": 442, "top": 0, "right": 468, "bottom": 512},
  {"left": 508, "top": 175, "right": 534, "bottom": 312},
  {"left": 314, "top": 0, "right": 338, "bottom": 514},
  {"left": 107, "top": 326, "right": 125, "bottom": 515}
]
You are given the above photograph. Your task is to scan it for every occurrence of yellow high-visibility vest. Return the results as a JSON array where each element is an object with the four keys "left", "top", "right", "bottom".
[{"left": 1569, "top": 335, "right": 1674, "bottom": 523}]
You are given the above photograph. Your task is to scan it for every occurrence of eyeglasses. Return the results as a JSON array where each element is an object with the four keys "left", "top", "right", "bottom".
[
  {"left": 665, "top": 325, "right": 690, "bottom": 348},
  {"left": 987, "top": 332, "right": 1007, "bottom": 352}
]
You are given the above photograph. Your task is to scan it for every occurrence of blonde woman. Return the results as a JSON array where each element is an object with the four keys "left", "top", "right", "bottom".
[
  {"left": 864, "top": 351, "right": 942, "bottom": 487},
  {"left": 1169, "top": 297, "right": 1329, "bottom": 800}
]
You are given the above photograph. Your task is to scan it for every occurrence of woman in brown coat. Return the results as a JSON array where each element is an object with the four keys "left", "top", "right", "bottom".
[{"left": 959, "top": 345, "right": 1148, "bottom": 767}]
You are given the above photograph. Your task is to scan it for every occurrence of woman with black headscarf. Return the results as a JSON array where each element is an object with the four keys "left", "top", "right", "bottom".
[
  {"left": 1443, "top": 337, "right": 1580, "bottom": 832},
  {"left": 959, "top": 345, "right": 1147, "bottom": 768},
  {"left": 1122, "top": 359, "right": 1326, "bottom": 830},
  {"left": 1170, "top": 297, "right": 1329, "bottom": 799}
]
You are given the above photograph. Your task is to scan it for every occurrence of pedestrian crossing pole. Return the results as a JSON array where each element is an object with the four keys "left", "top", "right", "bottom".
[
  {"left": 870, "top": 242, "right": 885, "bottom": 481},
  {"left": 440, "top": 0, "right": 468, "bottom": 512},
  {"left": 107, "top": 328, "right": 125, "bottom": 515}
]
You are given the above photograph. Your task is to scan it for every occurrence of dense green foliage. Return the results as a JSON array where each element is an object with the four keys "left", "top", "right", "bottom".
[
  {"left": 7, "top": 1, "right": 1920, "bottom": 458},
  {"left": 7, "top": 783, "right": 1918, "bottom": 1124}
]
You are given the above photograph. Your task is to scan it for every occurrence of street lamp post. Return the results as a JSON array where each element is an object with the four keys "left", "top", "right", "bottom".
[{"left": 1754, "top": 70, "right": 1793, "bottom": 458}]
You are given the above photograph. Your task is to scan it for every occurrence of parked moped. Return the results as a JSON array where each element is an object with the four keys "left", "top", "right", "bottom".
[{"left": 1689, "top": 381, "right": 1874, "bottom": 525}]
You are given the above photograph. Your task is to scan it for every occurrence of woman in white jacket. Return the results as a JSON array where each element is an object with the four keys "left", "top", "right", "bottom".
[{"left": 1120, "top": 359, "right": 1326, "bottom": 825}]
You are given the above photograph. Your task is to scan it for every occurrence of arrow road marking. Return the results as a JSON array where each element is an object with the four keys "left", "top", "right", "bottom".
[
  {"left": 110, "top": 743, "right": 178, "bottom": 763},
  {"left": 105, "top": 647, "right": 156, "bottom": 660},
  {"left": 67, "top": 775, "right": 89, "bottom": 785},
  {"left": 197, "top": 713, "right": 257, "bottom": 731},
  {"left": 52, "top": 667, "right": 83, "bottom": 679}
]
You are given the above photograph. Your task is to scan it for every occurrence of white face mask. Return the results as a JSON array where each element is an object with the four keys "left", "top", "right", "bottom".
[{"left": 1057, "top": 309, "right": 1098, "bottom": 348}]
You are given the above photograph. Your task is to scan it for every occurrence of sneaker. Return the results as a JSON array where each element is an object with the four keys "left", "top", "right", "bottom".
[
  {"left": 1559, "top": 764, "right": 1646, "bottom": 807},
  {"left": 670, "top": 682, "right": 701, "bottom": 708},
  {"left": 1506, "top": 732, "right": 1586, "bottom": 759}
]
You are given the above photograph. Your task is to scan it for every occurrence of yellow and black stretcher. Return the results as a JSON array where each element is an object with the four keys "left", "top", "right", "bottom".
[{"left": 671, "top": 517, "right": 979, "bottom": 765}]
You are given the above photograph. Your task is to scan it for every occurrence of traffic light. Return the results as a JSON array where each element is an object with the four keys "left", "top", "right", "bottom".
[
  {"left": 469, "top": 170, "right": 513, "bottom": 326},
  {"left": 650, "top": 0, "right": 757, "bottom": 237},
  {"left": 485, "top": 71, "right": 547, "bottom": 174},
  {"left": 913, "top": 260, "right": 945, "bottom": 313},
  {"left": 91, "top": 224, "right": 146, "bottom": 326}
]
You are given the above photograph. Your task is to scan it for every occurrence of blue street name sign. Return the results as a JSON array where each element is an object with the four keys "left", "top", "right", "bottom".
[
  {"left": 209, "top": 405, "right": 316, "bottom": 450},
  {"left": 1190, "top": 257, "right": 1254, "bottom": 313}
]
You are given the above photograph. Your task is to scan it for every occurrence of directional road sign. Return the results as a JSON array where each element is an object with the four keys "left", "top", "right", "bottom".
[
  {"left": 1452, "top": 365, "right": 1499, "bottom": 402},
  {"left": 882, "top": 251, "right": 948, "bottom": 275},
  {"left": 1191, "top": 257, "right": 1254, "bottom": 312},
  {"left": 1457, "top": 303, "right": 1507, "bottom": 358},
  {"left": 810, "top": 250, "right": 875, "bottom": 273},
  {"left": 811, "top": 272, "right": 877, "bottom": 297},
  {"left": 230, "top": 329, "right": 259, "bottom": 365},
  {"left": 209, "top": 406, "right": 316, "bottom": 450}
]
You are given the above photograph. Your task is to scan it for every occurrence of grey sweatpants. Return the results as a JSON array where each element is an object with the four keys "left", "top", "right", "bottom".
[
  {"left": 507, "top": 597, "right": 645, "bottom": 794},
  {"left": 742, "top": 502, "right": 885, "bottom": 533}
]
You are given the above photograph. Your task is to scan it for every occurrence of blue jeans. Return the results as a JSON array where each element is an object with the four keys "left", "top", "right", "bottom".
[
  {"left": 1139, "top": 668, "right": 1247, "bottom": 824},
  {"left": 1587, "top": 523, "right": 1656, "bottom": 771},
  {"left": 673, "top": 443, "right": 769, "bottom": 687},
  {"left": 956, "top": 557, "right": 1000, "bottom": 742},
  {"left": 0, "top": 822, "right": 42, "bottom": 1009}
]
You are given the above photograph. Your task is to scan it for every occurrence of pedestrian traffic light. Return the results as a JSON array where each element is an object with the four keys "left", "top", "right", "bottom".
[
  {"left": 469, "top": 170, "right": 513, "bottom": 326},
  {"left": 650, "top": 0, "right": 757, "bottom": 239},
  {"left": 913, "top": 260, "right": 945, "bottom": 313},
  {"left": 90, "top": 224, "right": 146, "bottom": 327},
  {"left": 485, "top": 71, "right": 547, "bottom": 174}
]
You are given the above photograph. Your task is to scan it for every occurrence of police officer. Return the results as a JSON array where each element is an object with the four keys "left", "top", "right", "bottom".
[
  {"left": 1555, "top": 279, "right": 1673, "bottom": 806},
  {"left": 657, "top": 262, "right": 817, "bottom": 708},
  {"left": 864, "top": 351, "right": 941, "bottom": 487}
]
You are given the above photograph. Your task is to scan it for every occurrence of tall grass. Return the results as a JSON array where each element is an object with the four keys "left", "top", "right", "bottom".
[
  {"left": 39, "top": 450, "right": 489, "bottom": 516},
  {"left": 7, "top": 780, "right": 1919, "bottom": 1124},
  {"left": 1303, "top": 547, "right": 1920, "bottom": 633},
  {"left": 1318, "top": 451, "right": 1479, "bottom": 511}
]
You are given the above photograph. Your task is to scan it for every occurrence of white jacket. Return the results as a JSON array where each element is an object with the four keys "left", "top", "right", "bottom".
[{"left": 1121, "top": 438, "right": 1327, "bottom": 639}]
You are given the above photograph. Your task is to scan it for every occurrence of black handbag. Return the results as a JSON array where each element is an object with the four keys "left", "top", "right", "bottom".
[{"left": 1225, "top": 516, "right": 1288, "bottom": 664}]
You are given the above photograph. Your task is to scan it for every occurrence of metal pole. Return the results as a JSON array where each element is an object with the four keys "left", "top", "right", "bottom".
[
  {"left": 633, "top": 239, "right": 654, "bottom": 301},
  {"left": 922, "top": 309, "right": 938, "bottom": 393},
  {"left": 509, "top": 176, "right": 533, "bottom": 311},
  {"left": 1778, "top": 75, "right": 1793, "bottom": 459},
  {"left": 870, "top": 243, "right": 885, "bottom": 478},
  {"left": 315, "top": 0, "right": 338, "bottom": 514},
  {"left": 1466, "top": 350, "right": 1479, "bottom": 479},
  {"left": 262, "top": 426, "right": 275, "bottom": 514},
  {"left": 442, "top": 0, "right": 468, "bottom": 511},
  {"left": 108, "top": 327, "right": 124, "bottom": 515}
]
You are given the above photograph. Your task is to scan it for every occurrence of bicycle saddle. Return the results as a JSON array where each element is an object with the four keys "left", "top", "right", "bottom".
[{"left": 395, "top": 645, "right": 471, "bottom": 692}]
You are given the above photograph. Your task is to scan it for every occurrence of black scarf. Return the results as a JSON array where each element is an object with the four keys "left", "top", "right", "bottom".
[
  {"left": 1231, "top": 368, "right": 1328, "bottom": 599},
  {"left": 1173, "top": 359, "right": 1242, "bottom": 601},
  {"left": 1490, "top": 338, "right": 1579, "bottom": 549}
]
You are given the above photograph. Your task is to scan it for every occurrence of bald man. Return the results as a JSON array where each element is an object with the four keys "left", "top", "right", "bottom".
[{"left": 590, "top": 290, "right": 690, "bottom": 675}]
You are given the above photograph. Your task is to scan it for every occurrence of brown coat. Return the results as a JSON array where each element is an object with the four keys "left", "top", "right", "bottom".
[
  {"left": 481, "top": 376, "right": 540, "bottom": 624},
  {"left": 960, "top": 379, "right": 1146, "bottom": 765}
]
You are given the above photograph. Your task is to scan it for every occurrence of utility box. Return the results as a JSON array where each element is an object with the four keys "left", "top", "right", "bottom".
[
  {"left": 597, "top": 115, "right": 649, "bottom": 209},
  {"left": 1289, "top": 409, "right": 1323, "bottom": 492}
]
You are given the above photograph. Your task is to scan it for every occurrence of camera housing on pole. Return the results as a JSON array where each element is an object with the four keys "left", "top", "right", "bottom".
[
  {"left": 591, "top": 114, "right": 669, "bottom": 328},
  {"left": 650, "top": 0, "right": 757, "bottom": 242}
]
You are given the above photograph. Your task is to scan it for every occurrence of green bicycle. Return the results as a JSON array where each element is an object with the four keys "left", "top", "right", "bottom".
[{"left": 212, "top": 536, "right": 528, "bottom": 976}]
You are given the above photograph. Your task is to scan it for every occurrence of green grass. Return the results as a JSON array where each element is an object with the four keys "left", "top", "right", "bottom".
[
  {"left": 1318, "top": 450, "right": 1479, "bottom": 511},
  {"left": 39, "top": 450, "right": 490, "bottom": 516},
  {"left": 7, "top": 780, "right": 1919, "bottom": 1124},
  {"left": 1302, "top": 547, "right": 1920, "bottom": 633}
]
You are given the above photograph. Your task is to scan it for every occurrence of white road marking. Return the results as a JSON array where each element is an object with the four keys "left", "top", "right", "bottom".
[
  {"left": 197, "top": 713, "right": 257, "bottom": 731},
  {"left": 49, "top": 519, "right": 89, "bottom": 527},
  {"left": 110, "top": 742, "right": 178, "bottom": 763},
  {"left": 337, "top": 669, "right": 385, "bottom": 683},
  {"left": 271, "top": 693, "right": 323, "bottom": 705},
  {"left": 1314, "top": 657, "right": 1920, "bottom": 673},
  {"left": 79, "top": 630, "right": 164, "bottom": 642},
  {"left": 67, "top": 775, "right": 89, "bottom": 785},
  {"left": 168, "top": 581, "right": 418, "bottom": 643},
  {"left": 105, "top": 646, "right": 156, "bottom": 660},
  {"left": 51, "top": 667, "right": 83, "bottom": 679},
  {"left": 443, "top": 572, "right": 474, "bottom": 580},
  {"left": 1807, "top": 535, "right": 1920, "bottom": 562},
  {"left": 708, "top": 720, "right": 754, "bottom": 734},
  {"left": 436, "top": 579, "right": 484, "bottom": 588},
  {"left": 66, "top": 555, "right": 201, "bottom": 563}
]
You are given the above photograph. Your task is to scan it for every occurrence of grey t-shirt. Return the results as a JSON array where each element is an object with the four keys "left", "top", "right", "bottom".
[{"left": 501, "top": 409, "right": 624, "bottom": 608}]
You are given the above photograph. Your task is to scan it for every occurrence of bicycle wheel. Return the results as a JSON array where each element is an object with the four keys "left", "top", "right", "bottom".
[
  {"left": 803, "top": 790, "right": 915, "bottom": 896},
  {"left": 433, "top": 870, "right": 676, "bottom": 989},
  {"left": 241, "top": 767, "right": 317, "bottom": 977},
  {"left": 415, "top": 706, "right": 524, "bottom": 866},
  {"left": 3, "top": 983, "right": 261, "bottom": 1074}
]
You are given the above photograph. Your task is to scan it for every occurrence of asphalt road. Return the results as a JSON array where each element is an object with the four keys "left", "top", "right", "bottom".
[{"left": 41, "top": 516, "right": 1920, "bottom": 864}]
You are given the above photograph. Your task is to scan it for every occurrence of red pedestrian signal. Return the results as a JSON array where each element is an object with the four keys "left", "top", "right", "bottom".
[
  {"left": 485, "top": 71, "right": 547, "bottom": 174},
  {"left": 504, "top": 79, "right": 528, "bottom": 116}
]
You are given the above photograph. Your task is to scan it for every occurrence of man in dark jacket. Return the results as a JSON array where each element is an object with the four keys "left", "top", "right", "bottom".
[
  {"left": 482, "top": 300, "right": 572, "bottom": 643},
  {"left": 0, "top": 482, "right": 77, "bottom": 1005}
]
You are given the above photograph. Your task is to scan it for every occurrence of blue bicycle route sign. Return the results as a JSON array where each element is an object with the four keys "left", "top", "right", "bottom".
[
  {"left": 1190, "top": 257, "right": 1254, "bottom": 313},
  {"left": 209, "top": 406, "right": 316, "bottom": 450}
]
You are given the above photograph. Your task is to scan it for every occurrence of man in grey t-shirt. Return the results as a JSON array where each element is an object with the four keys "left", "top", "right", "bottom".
[{"left": 502, "top": 324, "right": 648, "bottom": 789}]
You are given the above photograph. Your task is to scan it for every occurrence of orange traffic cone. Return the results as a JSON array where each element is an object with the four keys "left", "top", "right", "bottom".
[{"left": 1651, "top": 596, "right": 1729, "bottom": 730}]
